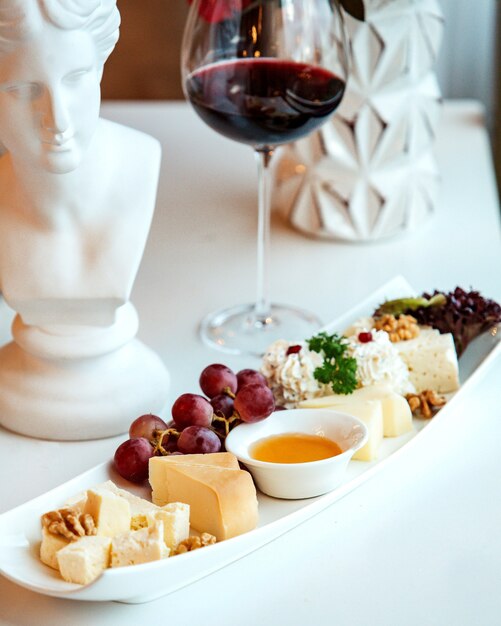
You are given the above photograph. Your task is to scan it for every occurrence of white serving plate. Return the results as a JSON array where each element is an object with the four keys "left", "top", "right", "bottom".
[{"left": 0, "top": 276, "right": 499, "bottom": 604}]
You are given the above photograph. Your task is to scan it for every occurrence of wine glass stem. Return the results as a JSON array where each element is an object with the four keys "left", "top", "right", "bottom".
[{"left": 254, "top": 147, "right": 274, "bottom": 324}]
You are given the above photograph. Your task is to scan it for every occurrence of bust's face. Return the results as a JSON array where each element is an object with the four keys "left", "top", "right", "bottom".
[{"left": 0, "top": 22, "right": 101, "bottom": 174}]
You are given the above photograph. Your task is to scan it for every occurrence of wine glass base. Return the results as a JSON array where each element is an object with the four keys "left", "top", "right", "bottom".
[{"left": 199, "top": 303, "right": 323, "bottom": 356}]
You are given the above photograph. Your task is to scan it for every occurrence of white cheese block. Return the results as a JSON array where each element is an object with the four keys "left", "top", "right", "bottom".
[
  {"left": 85, "top": 488, "right": 131, "bottom": 537},
  {"left": 91, "top": 481, "right": 190, "bottom": 545},
  {"left": 57, "top": 536, "right": 111, "bottom": 585},
  {"left": 300, "top": 384, "right": 413, "bottom": 438},
  {"left": 111, "top": 521, "right": 169, "bottom": 568},
  {"left": 40, "top": 528, "right": 70, "bottom": 570},
  {"left": 394, "top": 329, "right": 459, "bottom": 393}
]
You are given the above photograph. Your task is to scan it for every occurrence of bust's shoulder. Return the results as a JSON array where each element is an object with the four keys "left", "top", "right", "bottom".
[{"left": 97, "top": 118, "right": 161, "bottom": 165}]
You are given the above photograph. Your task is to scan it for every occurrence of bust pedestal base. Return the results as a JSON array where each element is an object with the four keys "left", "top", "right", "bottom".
[{"left": 0, "top": 305, "right": 170, "bottom": 440}]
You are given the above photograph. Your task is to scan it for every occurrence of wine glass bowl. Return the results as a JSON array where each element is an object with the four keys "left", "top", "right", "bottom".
[{"left": 182, "top": 0, "right": 349, "bottom": 355}]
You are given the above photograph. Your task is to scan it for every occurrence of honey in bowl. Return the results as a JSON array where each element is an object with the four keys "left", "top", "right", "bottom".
[{"left": 250, "top": 433, "right": 343, "bottom": 464}]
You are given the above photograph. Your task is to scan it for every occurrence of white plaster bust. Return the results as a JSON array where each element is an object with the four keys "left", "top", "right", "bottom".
[
  {"left": 0, "top": 0, "right": 169, "bottom": 440},
  {"left": 0, "top": 0, "right": 160, "bottom": 326}
]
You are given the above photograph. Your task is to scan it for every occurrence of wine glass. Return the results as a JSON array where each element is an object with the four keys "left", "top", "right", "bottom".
[{"left": 181, "top": 0, "right": 349, "bottom": 355}]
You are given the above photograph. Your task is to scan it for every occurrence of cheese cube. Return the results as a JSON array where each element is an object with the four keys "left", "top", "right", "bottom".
[
  {"left": 395, "top": 329, "right": 459, "bottom": 393},
  {"left": 111, "top": 521, "right": 169, "bottom": 568},
  {"left": 146, "top": 502, "right": 190, "bottom": 549},
  {"left": 149, "top": 452, "right": 240, "bottom": 507},
  {"left": 40, "top": 528, "right": 70, "bottom": 570},
  {"left": 151, "top": 463, "right": 258, "bottom": 541},
  {"left": 57, "top": 536, "right": 111, "bottom": 585},
  {"left": 299, "top": 384, "right": 413, "bottom": 438},
  {"left": 85, "top": 488, "right": 131, "bottom": 537},
  {"left": 94, "top": 480, "right": 160, "bottom": 530}
]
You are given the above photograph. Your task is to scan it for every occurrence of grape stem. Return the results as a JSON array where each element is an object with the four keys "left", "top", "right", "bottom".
[
  {"left": 153, "top": 428, "right": 181, "bottom": 456},
  {"left": 211, "top": 414, "right": 241, "bottom": 438},
  {"left": 222, "top": 386, "right": 236, "bottom": 399}
]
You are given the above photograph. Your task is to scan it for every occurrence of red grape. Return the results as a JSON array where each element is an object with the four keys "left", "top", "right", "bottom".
[
  {"left": 199, "top": 363, "right": 237, "bottom": 398},
  {"left": 234, "top": 383, "right": 275, "bottom": 423},
  {"left": 171, "top": 393, "right": 213, "bottom": 429},
  {"left": 129, "top": 413, "right": 168, "bottom": 441},
  {"left": 114, "top": 437, "right": 154, "bottom": 483},
  {"left": 236, "top": 368, "right": 267, "bottom": 390},
  {"left": 177, "top": 425, "right": 222, "bottom": 454},
  {"left": 210, "top": 393, "right": 234, "bottom": 418}
]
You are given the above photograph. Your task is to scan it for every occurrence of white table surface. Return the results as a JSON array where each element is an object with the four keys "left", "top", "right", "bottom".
[{"left": 0, "top": 100, "right": 500, "bottom": 626}]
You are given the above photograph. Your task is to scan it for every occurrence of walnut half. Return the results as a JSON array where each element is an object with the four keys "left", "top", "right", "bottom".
[
  {"left": 406, "top": 390, "right": 446, "bottom": 419},
  {"left": 41, "top": 507, "right": 96, "bottom": 541},
  {"left": 174, "top": 533, "right": 216, "bottom": 555},
  {"left": 374, "top": 314, "right": 420, "bottom": 342}
]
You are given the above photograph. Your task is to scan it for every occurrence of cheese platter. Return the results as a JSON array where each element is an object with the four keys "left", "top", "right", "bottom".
[{"left": 0, "top": 276, "right": 499, "bottom": 604}]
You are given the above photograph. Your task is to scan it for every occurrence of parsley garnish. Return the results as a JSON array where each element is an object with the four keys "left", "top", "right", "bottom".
[{"left": 307, "top": 332, "right": 358, "bottom": 395}]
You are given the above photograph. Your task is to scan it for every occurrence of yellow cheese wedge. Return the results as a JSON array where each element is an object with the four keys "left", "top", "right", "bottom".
[
  {"left": 155, "top": 452, "right": 240, "bottom": 469},
  {"left": 149, "top": 452, "right": 240, "bottom": 506},
  {"left": 57, "top": 536, "right": 111, "bottom": 585},
  {"left": 151, "top": 463, "right": 258, "bottom": 541},
  {"left": 299, "top": 384, "right": 413, "bottom": 438}
]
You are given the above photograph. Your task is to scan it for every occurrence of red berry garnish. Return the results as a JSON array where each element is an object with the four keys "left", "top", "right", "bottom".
[
  {"left": 358, "top": 332, "right": 373, "bottom": 343},
  {"left": 286, "top": 344, "right": 302, "bottom": 355}
]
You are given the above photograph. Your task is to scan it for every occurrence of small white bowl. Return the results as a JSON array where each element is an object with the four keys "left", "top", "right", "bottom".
[{"left": 225, "top": 408, "right": 368, "bottom": 499}]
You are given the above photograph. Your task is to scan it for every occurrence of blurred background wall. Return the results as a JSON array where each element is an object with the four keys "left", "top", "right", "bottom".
[{"left": 101, "top": 0, "right": 500, "bottom": 192}]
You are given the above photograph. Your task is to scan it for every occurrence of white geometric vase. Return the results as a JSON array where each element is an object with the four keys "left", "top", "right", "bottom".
[{"left": 274, "top": 0, "right": 444, "bottom": 241}]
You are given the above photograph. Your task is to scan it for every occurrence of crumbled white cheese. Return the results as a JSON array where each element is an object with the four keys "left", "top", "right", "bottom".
[
  {"left": 345, "top": 329, "right": 415, "bottom": 395},
  {"left": 261, "top": 339, "right": 327, "bottom": 407}
]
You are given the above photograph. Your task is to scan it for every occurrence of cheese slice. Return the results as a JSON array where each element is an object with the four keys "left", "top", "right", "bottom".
[
  {"left": 394, "top": 329, "right": 459, "bottom": 393},
  {"left": 85, "top": 488, "right": 131, "bottom": 537},
  {"left": 152, "top": 463, "right": 258, "bottom": 541},
  {"left": 111, "top": 521, "right": 169, "bottom": 568},
  {"left": 57, "top": 536, "right": 111, "bottom": 585},
  {"left": 300, "top": 395, "right": 383, "bottom": 461},
  {"left": 299, "top": 384, "right": 413, "bottom": 438}
]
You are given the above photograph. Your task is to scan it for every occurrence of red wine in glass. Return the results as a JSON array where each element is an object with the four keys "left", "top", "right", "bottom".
[
  {"left": 185, "top": 58, "right": 346, "bottom": 147},
  {"left": 182, "top": 0, "right": 349, "bottom": 355}
]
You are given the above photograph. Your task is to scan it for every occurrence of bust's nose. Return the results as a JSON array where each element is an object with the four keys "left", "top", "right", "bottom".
[{"left": 40, "top": 87, "right": 72, "bottom": 140}]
